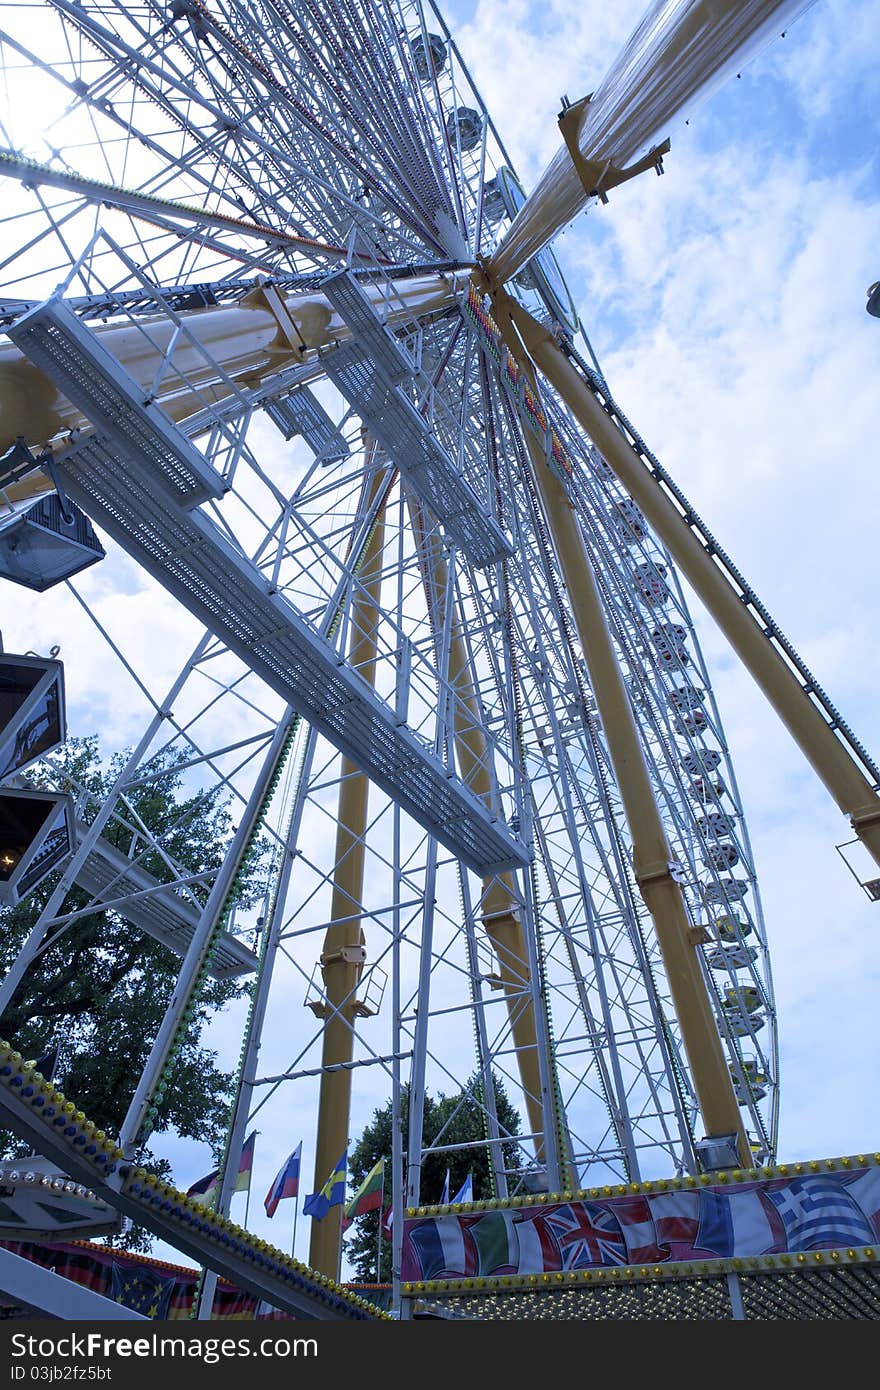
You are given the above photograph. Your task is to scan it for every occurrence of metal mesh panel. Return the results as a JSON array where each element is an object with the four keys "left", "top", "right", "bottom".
[
  {"left": 415, "top": 1263, "right": 880, "bottom": 1320},
  {"left": 8, "top": 299, "right": 226, "bottom": 507},
  {"left": 422, "top": 1276, "right": 734, "bottom": 1320},
  {"left": 322, "top": 340, "right": 511, "bottom": 568},
  {"left": 56, "top": 444, "right": 528, "bottom": 877},
  {"left": 263, "top": 386, "right": 349, "bottom": 462},
  {"left": 320, "top": 269, "right": 416, "bottom": 383},
  {"left": 73, "top": 825, "right": 258, "bottom": 981}
]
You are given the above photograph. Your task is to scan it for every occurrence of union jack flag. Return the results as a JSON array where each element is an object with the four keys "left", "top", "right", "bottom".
[{"left": 543, "top": 1202, "right": 627, "bottom": 1269}]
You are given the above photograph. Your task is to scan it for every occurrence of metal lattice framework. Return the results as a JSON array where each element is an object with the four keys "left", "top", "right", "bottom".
[{"left": 0, "top": 0, "right": 814, "bottom": 1304}]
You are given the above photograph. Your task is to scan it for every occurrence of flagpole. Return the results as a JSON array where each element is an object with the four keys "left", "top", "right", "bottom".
[
  {"left": 291, "top": 1195, "right": 299, "bottom": 1258},
  {"left": 376, "top": 1166, "right": 385, "bottom": 1282}
]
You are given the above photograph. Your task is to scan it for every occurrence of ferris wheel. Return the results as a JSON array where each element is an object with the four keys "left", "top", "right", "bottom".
[{"left": 4, "top": 0, "right": 874, "bottom": 1297}]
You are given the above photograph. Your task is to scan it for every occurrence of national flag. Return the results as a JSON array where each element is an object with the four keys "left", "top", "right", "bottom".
[
  {"left": 609, "top": 1194, "right": 670, "bottom": 1263},
  {"left": 109, "top": 1263, "right": 175, "bottom": 1319},
  {"left": 303, "top": 1149, "right": 347, "bottom": 1220},
  {"left": 649, "top": 1189, "right": 701, "bottom": 1254},
  {"left": 186, "top": 1131, "right": 255, "bottom": 1207},
  {"left": 511, "top": 1212, "right": 560, "bottom": 1274},
  {"left": 543, "top": 1201, "right": 627, "bottom": 1269},
  {"left": 381, "top": 1203, "right": 393, "bottom": 1240},
  {"left": 844, "top": 1165, "right": 880, "bottom": 1239},
  {"left": 695, "top": 1188, "right": 777, "bottom": 1257},
  {"left": 451, "top": 1173, "right": 473, "bottom": 1205},
  {"left": 32, "top": 1044, "right": 59, "bottom": 1081},
  {"left": 439, "top": 1169, "right": 450, "bottom": 1206},
  {"left": 406, "top": 1216, "right": 471, "bottom": 1279},
  {"left": 186, "top": 1169, "right": 219, "bottom": 1206},
  {"left": 235, "top": 1131, "right": 257, "bottom": 1194},
  {"left": 345, "top": 1157, "right": 385, "bottom": 1221},
  {"left": 467, "top": 1210, "right": 518, "bottom": 1275},
  {"left": 264, "top": 1142, "right": 302, "bottom": 1219},
  {"left": 765, "top": 1176, "right": 876, "bottom": 1252}
]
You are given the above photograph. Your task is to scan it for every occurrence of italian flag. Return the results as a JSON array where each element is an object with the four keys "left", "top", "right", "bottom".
[{"left": 344, "top": 1157, "right": 385, "bottom": 1221}]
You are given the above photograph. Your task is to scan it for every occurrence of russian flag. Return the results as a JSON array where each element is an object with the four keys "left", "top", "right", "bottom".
[{"left": 264, "top": 1141, "right": 302, "bottom": 1218}]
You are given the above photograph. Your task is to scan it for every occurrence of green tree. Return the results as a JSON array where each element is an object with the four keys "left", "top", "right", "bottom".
[
  {"left": 0, "top": 737, "right": 267, "bottom": 1249},
  {"left": 346, "top": 1076, "right": 522, "bottom": 1282}
]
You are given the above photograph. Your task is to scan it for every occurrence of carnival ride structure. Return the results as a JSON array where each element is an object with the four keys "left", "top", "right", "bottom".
[{"left": 0, "top": 0, "right": 876, "bottom": 1319}]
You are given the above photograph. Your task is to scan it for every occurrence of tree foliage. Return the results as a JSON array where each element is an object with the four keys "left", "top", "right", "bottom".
[
  {"left": 346, "top": 1076, "right": 522, "bottom": 1282},
  {"left": 0, "top": 737, "right": 266, "bottom": 1249}
]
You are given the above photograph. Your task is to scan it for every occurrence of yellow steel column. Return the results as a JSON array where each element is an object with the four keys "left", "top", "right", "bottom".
[
  {"left": 497, "top": 292, "right": 880, "bottom": 871},
  {"left": 408, "top": 500, "right": 549, "bottom": 1158},
  {"left": 309, "top": 464, "right": 386, "bottom": 1279},
  {"left": 490, "top": 292, "right": 750, "bottom": 1163}
]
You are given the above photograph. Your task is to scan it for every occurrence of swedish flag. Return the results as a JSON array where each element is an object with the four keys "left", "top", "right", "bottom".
[{"left": 303, "top": 1149, "right": 347, "bottom": 1220}]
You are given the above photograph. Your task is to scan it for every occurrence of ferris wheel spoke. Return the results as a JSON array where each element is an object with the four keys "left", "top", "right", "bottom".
[
  {"left": 39, "top": 1, "right": 359, "bottom": 250},
  {"left": 163, "top": 0, "right": 451, "bottom": 249}
]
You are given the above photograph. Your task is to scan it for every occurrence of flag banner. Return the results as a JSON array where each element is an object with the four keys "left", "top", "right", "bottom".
[
  {"left": 31, "top": 1044, "right": 59, "bottom": 1081},
  {"left": 345, "top": 1157, "right": 385, "bottom": 1221},
  {"left": 303, "top": 1149, "right": 348, "bottom": 1220},
  {"left": 400, "top": 1158, "right": 880, "bottom": 1283},
  {"left": 187, "top": 1131, "right": 255, "bottom": 1206},
  {"left": 439, "top": 1170, "right": 450, "bottom": 1206},
  {"left": 450, "top": 1174, "right": 472, "bottom": 1206},
  {"left": 109, "top": 1262, "right": 175, "bottom": 1318},
  {"left": 234, "top": 1130, "right": 257, "bottom": 1194},
  {"left": 185, "top": 1169, "right": 219, "bottom": 1206},
  {"left": 265, "top": 1141, "right": 302, "bottom": 1218},
  {"left": 0, "top": 1240, "right": 322, "bottom": 1320}
]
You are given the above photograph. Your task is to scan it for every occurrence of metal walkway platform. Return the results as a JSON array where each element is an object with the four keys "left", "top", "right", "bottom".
[
  {"left": 57, "top": 463, "right": 523, "bottom": 873},
  {"left": 73, "top": 822, "right": 258, "bottom": 981},
  {"left": 321, "top": 268, "right": 416, "bottom": 383},
  {"left": 9, "top": 297, "right": 526, "bottom": 875},
  {"left": 263, "top": 384, "right": 349, "bottom": 463},
  {"left": 320, "top": 272, "right": 512, "bottom": 569},
  {"left": 8, "top": 299, "right": 226, "bottom": 508}
]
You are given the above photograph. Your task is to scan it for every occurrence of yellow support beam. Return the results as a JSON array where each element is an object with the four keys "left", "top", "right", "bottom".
[
  {"left": 0, "top": 274, "right": 462, "bottom": 453},
  {"left": 309, "top": 460, "right": 387, "bottom": 1280},
  {"left": 310, "top": 454, "right": 553, "bottom": 1277},
  {"left": 494, "top": 290, "right": 880, "bottom": 873},
  {"left": 407, "top": 496, "right": 550, "bottom": 1163},
  {"left": 489, "top": 289, "right": 750, "bottom": 1164}
]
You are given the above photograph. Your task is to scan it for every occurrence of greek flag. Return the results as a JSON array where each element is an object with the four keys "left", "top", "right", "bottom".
[{"left": 766, "top": 1176, "right": 875, "bottom": 1251}]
